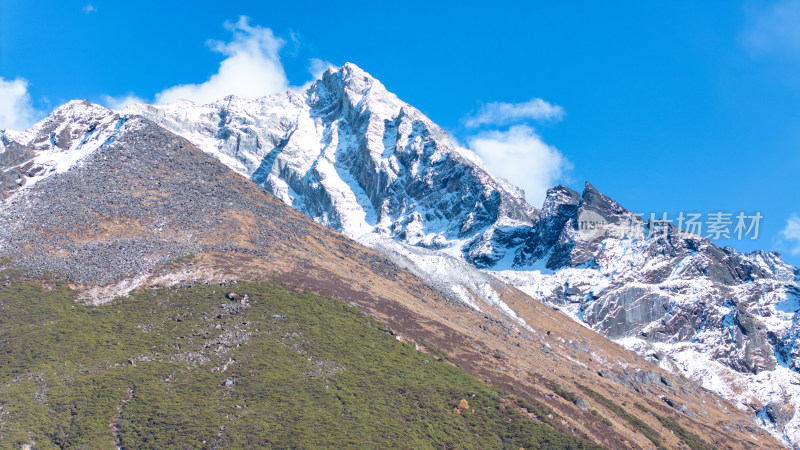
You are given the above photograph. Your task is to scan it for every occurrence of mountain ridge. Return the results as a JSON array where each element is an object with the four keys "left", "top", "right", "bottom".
[
  {"left": 119, "top": 62, "right": 800, "bottom": 445},
  {"left": 1, "top": 108, "right": 774, "bottom": 448},
  {"left": 1, "top": 63, "right": 796, "bottom": 447}
]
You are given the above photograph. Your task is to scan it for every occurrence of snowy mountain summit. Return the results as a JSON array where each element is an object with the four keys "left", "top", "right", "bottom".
[
  {"left": 4, "top": 63, "right": 800, "bottom": 446},
  {"left": 125, "top": 63, "right": 535, "bottom": 250},
  {"left": 0, "top": 100, "right": 124, "bottom": 197}
]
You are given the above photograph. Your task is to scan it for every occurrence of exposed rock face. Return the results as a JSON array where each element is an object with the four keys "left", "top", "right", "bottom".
[
  {"left": 493, "top": 182, "right": 800, "bottom": 443},
  {"left": 0, "top": 135, "right": 34, "bottom": 196},
  {"left": 492, "top": 182, "right": 792, "bottom": 369}
]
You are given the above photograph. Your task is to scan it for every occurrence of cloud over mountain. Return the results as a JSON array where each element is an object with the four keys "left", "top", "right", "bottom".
[
  {"left": 0, "top": 77, "right": 37, "bottom": 130},
  {"left": 468, "top": 125, "right": 569, "bottom": 207}
]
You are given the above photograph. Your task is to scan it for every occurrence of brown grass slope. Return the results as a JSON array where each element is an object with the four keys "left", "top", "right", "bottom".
[{"left": 0, "top": 117, "right": 780, "bottom": 449}]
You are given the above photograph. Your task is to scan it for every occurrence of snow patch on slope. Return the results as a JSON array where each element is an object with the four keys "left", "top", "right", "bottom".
[{"left": 359, "top": 234, "right": 534, "bottom": 332}]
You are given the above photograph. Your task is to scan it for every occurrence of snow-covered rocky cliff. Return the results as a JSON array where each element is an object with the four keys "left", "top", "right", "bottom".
[
  {"left": 0, "top": 100, "right": 124, "bottom": 197},
  {"left": 124, "top": 63, "right": 535, "bottom": 250},
  {"left": 494, "top": 184, "right": 800, "bottom": 445}
]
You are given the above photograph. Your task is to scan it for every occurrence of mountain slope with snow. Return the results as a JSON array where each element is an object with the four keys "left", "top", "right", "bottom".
[
  {"left": 2, "top": 99, "right": 778, "bottom": 448},
  {"left": 4, "top": 63, "right": 799, "bottom": 446},
  {"left": 118, "top": 63, "right": 800, "bottom": 446},
  {"left": 494, "top": 183, "right": 800, "bottom": 446},
  {"left": 1, "top": 100, "right": 124, "bottom": 198}
]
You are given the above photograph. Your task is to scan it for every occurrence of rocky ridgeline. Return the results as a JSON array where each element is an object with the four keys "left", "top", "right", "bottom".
[
  {"left": 0, "top": 116, "right": 326, "bottom": 286},
  {"left": 493, "top": 183, "right": 800, "bottom": 444},
  {"left": 0, "top": 100, "right": 123, "bottom": 198},
  {"left": 498, "top": 182, "right": 799, "bottom": 373}
]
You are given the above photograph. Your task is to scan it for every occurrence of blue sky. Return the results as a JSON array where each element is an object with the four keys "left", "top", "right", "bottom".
[{"left": 1, "top": 0, "right": 800, "bottom": 264}]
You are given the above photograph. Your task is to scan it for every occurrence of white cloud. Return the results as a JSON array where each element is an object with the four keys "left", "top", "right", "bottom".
[
  {"left": 465, "top": 98, "right": 565, "bottom": 128},
  {"left": 83, "top": 4, "right": 97, "bottom": 13},
  {"left": 468, "top": 125, "right": 570, "bottom": 207},
  {"left": 293, "top": 58, "right": 334, "bottom": 92},
  {"left": 308, "top": 58, "right": 333, "bottom": 80},
  {"left": 98, "top": 17, "right": 328, "bottom": 110},
  {"left": 101, "top": 93, "right": 145, "bottom": 111},
  {"left": 0, "top": 77, "right": 38, "bottom": 130},
  {"left": 743, "top": 0, "right": 800, "bottom": 58},
  {"left": 780, "top": 214, "right": 800, "bottom": 255},
  {"left": 154, "top": 16, "right": 290, "bottom": 105}
]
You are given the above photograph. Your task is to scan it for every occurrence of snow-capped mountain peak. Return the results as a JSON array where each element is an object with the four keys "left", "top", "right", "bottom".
[
  {"left": 10, "top": 62, "right": 800, "bottom": 445},
  {"left": 127, "top": 62, "right": 536, "bottom": 249}
]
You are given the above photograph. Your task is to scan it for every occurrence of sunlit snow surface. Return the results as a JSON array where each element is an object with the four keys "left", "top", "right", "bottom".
[
  {"left": 124, "top": 64, "right": 534, "bottom": 251},
  {"left": 360, "top": 234, "right": 534, "bottom": 333}
]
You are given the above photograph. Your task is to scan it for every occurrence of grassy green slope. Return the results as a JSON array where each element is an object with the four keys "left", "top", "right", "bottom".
[{"left": 0, "top": 275, "right": 599, "bottom": 449}]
